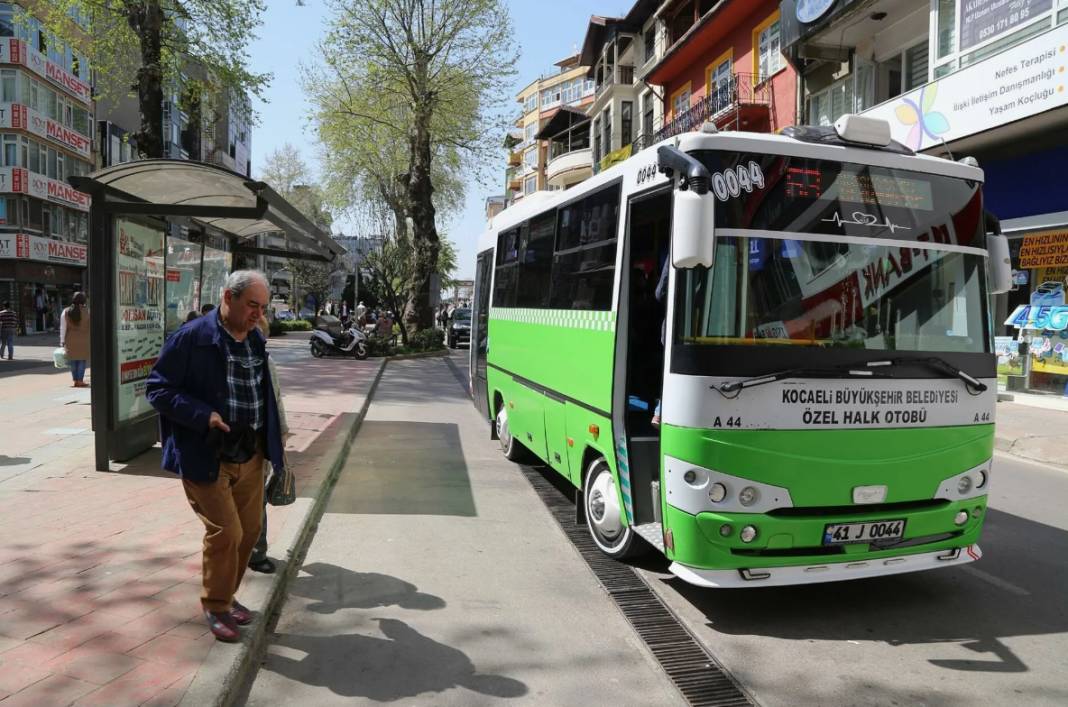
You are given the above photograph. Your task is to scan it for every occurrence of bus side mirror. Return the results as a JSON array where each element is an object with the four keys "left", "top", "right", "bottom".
[
  {"left": 987, "top": 234, "right": 1012, "bottom": 295},
  {"left": 671, "top": 189, "right": 716, "bottom": 269}
]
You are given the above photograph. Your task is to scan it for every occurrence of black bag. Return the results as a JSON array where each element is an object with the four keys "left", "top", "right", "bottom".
[{"left": 266, "top": 455, "right": 296, "bottom": 506}]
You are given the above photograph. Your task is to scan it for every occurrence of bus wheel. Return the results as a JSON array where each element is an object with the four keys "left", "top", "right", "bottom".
[
  {"left": 496, "top": 406, "right": 527, "bottom": 462},
  {"left": 584, "top": 457, "right": 640, "bottom": 558}
]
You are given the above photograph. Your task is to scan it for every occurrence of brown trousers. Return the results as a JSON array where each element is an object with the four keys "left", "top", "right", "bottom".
[{"left": 182, "top": 452, "right": 264, "bottom": 613}]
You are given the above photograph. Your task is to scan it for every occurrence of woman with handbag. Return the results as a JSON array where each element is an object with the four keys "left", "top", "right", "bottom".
[{"left": 60, "top": 292, "right": 90, "bottom": 388}]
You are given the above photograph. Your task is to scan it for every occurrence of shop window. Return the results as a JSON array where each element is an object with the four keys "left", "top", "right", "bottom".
[
  {"left": 46, "top": 148, "right": 57, "bottom": 179},
  {"left": 3, "top": 197, "right": 18, "bottom": 226},
  {"left": 904, "top": 42, "right": 928, "bottom": 91},
  {"left": 0, "top": 69, "right": 15, "bottom": 102}
]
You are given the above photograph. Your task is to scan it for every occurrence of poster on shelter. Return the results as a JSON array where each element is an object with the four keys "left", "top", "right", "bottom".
[{"left": 114, "top": 218, "right": 165, "bottom": 424}]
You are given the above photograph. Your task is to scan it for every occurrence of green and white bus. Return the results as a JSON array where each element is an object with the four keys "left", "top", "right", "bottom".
[{"left": 469, "top": 115, "right": 1012, "bottom": 587}]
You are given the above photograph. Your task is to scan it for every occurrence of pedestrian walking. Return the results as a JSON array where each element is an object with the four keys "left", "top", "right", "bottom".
[
  {"left": 0, "top": 301, "right": 16, "bottom": 360},
  {"left": 146, "top": 270, "right": 285, "bottom": 643},
  {"left": 60, "top": 292, "right": 90, "bottom": 388},
  {"left": 355, "top": 300, "right": 367, "bottom": 323}
]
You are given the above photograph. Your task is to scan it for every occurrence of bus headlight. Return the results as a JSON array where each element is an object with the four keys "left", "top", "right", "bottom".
[
  {"left": 739, "top": 486, "right": 759, "bottom": 507},
  {"left": 709, "top": 483, "right": 727, "bottom": 503},
  {"left": 976, "top": 470, "right": 987, "bottom": 489},
  {"left": 957, "top": 475, "right": 974, "bottom": 495}
]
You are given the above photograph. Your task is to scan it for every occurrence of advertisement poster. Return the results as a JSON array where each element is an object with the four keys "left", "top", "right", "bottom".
[
  {"left": 959, "top": 0, "right": 1052, "bottom": 51},
  {"left": 115, "top": 218, "right": 165, "bottom": 424}
]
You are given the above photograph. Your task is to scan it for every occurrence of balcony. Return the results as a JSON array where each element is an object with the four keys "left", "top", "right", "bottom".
[
  {"left": 547, "top": 148, "right": 593, "bottom": 188},
  {"left": 596, "top": 65, "right": 636, "bottom": 97},
  {"left": 507, "top": 150, "right": 522, "bottom": 167},
  {"left": 654, "top": 73, "right": 774, "bottom": 142}
]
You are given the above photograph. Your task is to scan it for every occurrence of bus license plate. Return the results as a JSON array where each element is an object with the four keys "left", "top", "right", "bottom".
[{"left": 823, "top": 519, "right": 906, "bottom": 545}]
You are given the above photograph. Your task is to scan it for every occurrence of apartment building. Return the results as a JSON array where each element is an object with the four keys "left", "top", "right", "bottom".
[
  {"left": 781, "top": 0, "right": 1068, "bottom": 395},
  {"left": 647, "top": 0, "right": 797, "bottom": 141},
  {"left": 506, "top": 54, "right": 595, "bottom": 205},
  {"left": 0, "top": 2, "right": 94, "bottom": 333}
]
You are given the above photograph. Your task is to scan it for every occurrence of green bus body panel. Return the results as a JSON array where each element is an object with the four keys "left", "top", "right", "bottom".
[
  {"left": 659, "top": 424, "right": 993, "bottom": 568},
  {"left": 488, "top": 311, "right": 616, "bottom": 413},
  {"left": 660, "top": 424, "right": 994, "bottom": 506}
]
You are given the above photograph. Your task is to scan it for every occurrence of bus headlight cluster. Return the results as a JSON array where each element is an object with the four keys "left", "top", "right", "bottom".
[
  {"left": 709, "top": 482, "right": 728, "bottom": 503},
  {"left": 957, "top": 475, "right": 973, "bottom": 495},
  {"left": 738, "top": 486, "right": 759, "bottom": 507}
]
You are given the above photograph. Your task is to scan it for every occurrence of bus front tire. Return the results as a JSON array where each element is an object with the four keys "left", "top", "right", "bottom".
[
  {"left": 496, "top": 406, "right": 527, "bottom": 462},
  {"left": 583, "top": 457, "right": 643, "bottom": 559}
]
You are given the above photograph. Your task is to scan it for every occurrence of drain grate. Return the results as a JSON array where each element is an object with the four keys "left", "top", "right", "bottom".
[{"left": 519, "top": 464, "right": 755, "bottom": 707}]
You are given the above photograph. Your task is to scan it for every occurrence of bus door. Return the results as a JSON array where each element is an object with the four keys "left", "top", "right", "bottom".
[
  {"left": 471, "top": 248, "right": 493, "bottom": 419},
  {"left": 613, "top": 189, "right": 672, "bottom": 527}
]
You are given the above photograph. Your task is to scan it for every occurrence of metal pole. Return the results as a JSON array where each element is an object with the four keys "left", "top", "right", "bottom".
[{"left": 89, "top": 210, "right": 114, "bottom": 471}]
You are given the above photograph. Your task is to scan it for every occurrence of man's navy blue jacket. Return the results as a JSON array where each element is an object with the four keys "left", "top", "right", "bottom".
[{"left": 146, "top": 313, "right": 284, "bottom": 483}]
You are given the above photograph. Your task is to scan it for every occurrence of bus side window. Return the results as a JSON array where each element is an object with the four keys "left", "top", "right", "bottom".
[{"left": 516, "top": 212, "right": 555, "bottom": 309}]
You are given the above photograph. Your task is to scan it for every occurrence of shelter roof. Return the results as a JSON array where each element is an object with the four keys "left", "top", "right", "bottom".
[{"left": 69, "top": 160, "right": 341, "bottom": 260}]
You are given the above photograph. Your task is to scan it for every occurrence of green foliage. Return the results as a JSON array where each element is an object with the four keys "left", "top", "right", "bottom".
[
  {"left": 271, "top": 319, "right": 312, "bottom": 335},
  {"left": 305, "top": 0, "right": 518, "bottom": 328},
  {"left": 409, "top": 328, "right": 445, "bottom": 352},
  {"left": 40, "top": 1, "right": 270, "bottom": 157}
]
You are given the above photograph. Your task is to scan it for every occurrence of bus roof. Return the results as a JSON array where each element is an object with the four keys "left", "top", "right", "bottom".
[{"left": 478, "top": 128, "right": 985, "bottom": 253}]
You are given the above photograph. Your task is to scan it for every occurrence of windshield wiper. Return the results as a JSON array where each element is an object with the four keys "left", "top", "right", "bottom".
[
  {"left": 861, "top": 357, "right": 988, "bottom": 394},
  {"left": 713, "top": 365, "right": 892, "bottom": 398}
]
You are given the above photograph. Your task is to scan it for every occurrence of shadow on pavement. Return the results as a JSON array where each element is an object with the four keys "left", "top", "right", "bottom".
[
  {"left": 369, "top": 358, "right": 470, "bottom": 406},
  {"left": 0, "top": 455, "right": 31, "bottom": 467},
  {"left": 652, "top": 508, "right": 1068, "bottom": 675},
  {"left": 266, "top": 618, "right": 527, "bottom": 701},
  {"left": 329, "top": 421, "right": 476, "bottom": 517},
  {"left": 289, "top": 562, "right": 447, "bottom": 613}
]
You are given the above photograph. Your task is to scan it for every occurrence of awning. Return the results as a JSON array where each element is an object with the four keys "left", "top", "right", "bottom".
[
  {"left": 69, "top": 159, "right": 342, "bottom": 261},
  {"left": 535, "top": 108, "right": 591, "bottom": 140}
]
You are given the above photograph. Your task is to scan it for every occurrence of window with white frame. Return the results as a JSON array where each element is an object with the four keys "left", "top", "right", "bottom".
[
  {"left": 806, "top": 61, "right": 875, "bottom": 126},
  {"left": 524, "top": 175, "right": 537, "bottom": 194},
  {"left": 709, "top": 57, "right": 732, "bottom": 112},
  {"left": 524, "top": 122, "right": 537, "bottom": 144},
  {"left": 757, "top": 18, "right": 783, "bottom": 81},
  {"left": 672, "top": 86, "right": 691, "bottom": 117},
  {"left": 523, "top": 93, "right": 538, "bottom": 114},
  {"left": 934, "top": 0, "right": 1068, "bottom": 78},
  {"left": 523, "top": 146, "right": 537, "bottom": 169}
]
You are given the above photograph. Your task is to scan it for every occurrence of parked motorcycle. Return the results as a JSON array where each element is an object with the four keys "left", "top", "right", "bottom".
[{"left": 309, "top": 315, "right": 369, "bottom": 360}]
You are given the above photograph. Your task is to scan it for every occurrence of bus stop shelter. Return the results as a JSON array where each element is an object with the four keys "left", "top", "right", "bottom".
[{"left": 68, "top": 160, "right": 342, "bottom": 471}]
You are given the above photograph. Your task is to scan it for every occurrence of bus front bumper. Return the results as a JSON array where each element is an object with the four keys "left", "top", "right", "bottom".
[{"left": 669, "top": 544, "right": 982, "bottom": 588}]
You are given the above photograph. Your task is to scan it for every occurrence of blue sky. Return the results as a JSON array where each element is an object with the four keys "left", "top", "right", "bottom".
[{"left": 248, "top": 0, "right": 630, "bottom": 279}]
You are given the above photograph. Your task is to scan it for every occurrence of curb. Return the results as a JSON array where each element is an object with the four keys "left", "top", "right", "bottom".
[
  {"left": 179, "top": 358, "right": 387, "bottom": 707},
  {"left": 384, "top": 348, "right": 449, "bottom": 361}
]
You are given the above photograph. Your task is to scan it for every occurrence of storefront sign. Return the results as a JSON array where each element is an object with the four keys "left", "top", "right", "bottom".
[
  {"left": 1019, "top": 230, "right": 1068, "bottom": 268},
  {"left": 0, "top": 102, "right": 93, "bottom": 158},
  {"left": 862, "top": 23, "right": 1068, "bottom": 152},
  {"left": 115, "top": 219, "right": 165, "bottom": 424},
  {"left": 0, "top": 167, "right": 91, "bottom": 211},
  {"left": 0, "top": 232, "right": 88, "bottom": 265},
  {"left": 960, "top": 0, "right": 1052, "bottom": 51},
  {"left": 1005, "top": 304, "right": 1068, "bottom": 330},
  {"left": 0, "top": 39, "right": 92, "bottom": 105}
]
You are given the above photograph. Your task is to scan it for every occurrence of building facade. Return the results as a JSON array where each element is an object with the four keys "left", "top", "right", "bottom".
[
  {"left": 648, "top": 0, "right": 797, "bottom": 141},
  {"left": 0, "top": 2, "right": 94, "bottom": 334},
  {"left": 781, "top": 0, "right": 1068, "bottom": 395},
  {"left": 506, "top": 54, "right": 595, "bottom": 205}
]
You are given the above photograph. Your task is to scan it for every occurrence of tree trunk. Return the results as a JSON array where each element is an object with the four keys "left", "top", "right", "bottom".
[
  {"left": 404, "top": 95, "right": 439, "bottom": 334},
  {"left": 129, "top": 1, "right": 165, "bottom": 158}
]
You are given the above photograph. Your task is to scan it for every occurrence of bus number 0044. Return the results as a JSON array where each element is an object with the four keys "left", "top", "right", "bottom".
[{"left": 710, "top": 162, "right": 765, "bottom": 202}]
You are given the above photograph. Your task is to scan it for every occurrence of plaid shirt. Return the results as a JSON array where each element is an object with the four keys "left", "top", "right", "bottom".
[
  {"left": 217, "top": 315, "right": 265, "bottom": 431},
  {"left": 0, "top": 308, "right": 16, "bottom": 333}
]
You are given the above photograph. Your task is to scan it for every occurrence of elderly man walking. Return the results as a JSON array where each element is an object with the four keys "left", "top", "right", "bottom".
[{"left": 146, "top": 270, "right": 285, "bottom": 642}]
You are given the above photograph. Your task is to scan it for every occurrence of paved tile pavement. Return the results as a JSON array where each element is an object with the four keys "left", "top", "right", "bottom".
[{"left": 0, "top": 335, "right": 379, "bottom": 706}]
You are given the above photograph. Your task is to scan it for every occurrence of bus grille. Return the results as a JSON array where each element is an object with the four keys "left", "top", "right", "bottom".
[
  {"left": 731, "top": 531, "right": 961, "bottom": 557},
  {"left": 767, "top": 498, "right": 950, "bottom": 518}
]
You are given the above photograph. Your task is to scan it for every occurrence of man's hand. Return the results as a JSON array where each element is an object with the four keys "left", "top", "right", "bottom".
[{"left": 209, "top": 412, "right": 231, "bottom": 433}]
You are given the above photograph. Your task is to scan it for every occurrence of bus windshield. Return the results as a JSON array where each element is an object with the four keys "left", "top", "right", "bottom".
[{"left": 675, "top": 236, "right": 990, "bottom": 354}]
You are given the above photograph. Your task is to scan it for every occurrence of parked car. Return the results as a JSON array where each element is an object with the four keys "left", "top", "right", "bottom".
[
  {"left": 275, "top": 309, "right": 296, "bottom": 321},
  {"left": 448, "top": 308, "right": 471, "bottom": 348}
]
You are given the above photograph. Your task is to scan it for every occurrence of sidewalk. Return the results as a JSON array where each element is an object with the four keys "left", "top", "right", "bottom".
[
  {"left": 996, "top": 393, "right": 1068, "bottom": 470},
  {"left": 243, "top": 354, "right": 681, "bottom": 705},
  {"left": 0, "top": 336, "right": 383, "bottom": 706}
]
